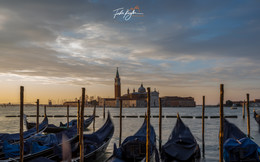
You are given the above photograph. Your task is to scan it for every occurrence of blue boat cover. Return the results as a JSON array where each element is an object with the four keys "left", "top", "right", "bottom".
[
  {"left": 224, "top": 137, "right": 260, "bottom": 162},
  {"left": 53, "top": 125, "right": 77, "bottom": 144},
  {"left": 2, "top": 125, "right": 77, "bottom": 159},
  {"left": 0, "top": 116, "right": 48, "bottom": 144},
  {"left": 161, "top": 116, "right": 200, "bottom": 161},
  {"left": 223, "top": 119, "right": 260, "bottom": 162},
  {"left": 27, "top": 157, "right": 56, "bottom": 162},
  {"left": 3, "top": 133, "right": 58, "bottom": 158}
]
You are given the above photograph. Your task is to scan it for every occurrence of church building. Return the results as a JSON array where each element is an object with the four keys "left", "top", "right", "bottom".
[{"left": 98, "top": 68, "right": 159, "bottom": 108}]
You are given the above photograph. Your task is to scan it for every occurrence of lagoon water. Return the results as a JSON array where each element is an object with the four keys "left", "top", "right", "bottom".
[{"left": 0, "top": 106, "right": 259, "bottom": 161}]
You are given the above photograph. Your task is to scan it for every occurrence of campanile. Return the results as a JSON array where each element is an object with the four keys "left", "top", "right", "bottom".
[{"left": 114, "top": 67, "right": 121, "bottom": 99}]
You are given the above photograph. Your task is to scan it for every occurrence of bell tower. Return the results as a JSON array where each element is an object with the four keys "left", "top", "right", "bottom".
[{"left": 114, "top": 67, "right": 121, "bottom": 99}]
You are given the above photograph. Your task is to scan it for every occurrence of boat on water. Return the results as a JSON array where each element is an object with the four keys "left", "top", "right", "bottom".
[
  {"left": 230, "top": 104, "right": 237, "bottom": 109},
  {"left": 2, "top": 112, "right": 113, "bottom": 162},
  {"left": 25, "top": 113, "right": 94, "bottom": 134},
  {"left": 0, "top": 123, "right": 78, "bottom": 161},
  {"left": 71, "top": 111, "right": 114, "bottom": 162},
  {"left": 27, "top": 112, "right": 114, "bottom": 162},
  {"left": 253, "top": 109, "right": 260, "bottom": 125},
  {"left": 106, "top": 115, "right": 160, "bottom": 162},
  {"left": 0, "top": 116, "right": 48, "bottom": 150},
  {"left": 161, "top": 113, "right": 200, "bottom": 162},
  {"left": 223, "top": 119, "right": 260, "bottom": 162}
]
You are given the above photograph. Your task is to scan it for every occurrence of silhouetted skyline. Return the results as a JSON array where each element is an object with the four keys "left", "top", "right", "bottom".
[{"left": 0, "top": 0, "right": 260, "bottom": 104}]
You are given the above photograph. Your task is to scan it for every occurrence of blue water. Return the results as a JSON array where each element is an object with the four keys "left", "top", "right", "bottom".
[{"left": 0, "top": 106, "right": 259, "bottom": 161}]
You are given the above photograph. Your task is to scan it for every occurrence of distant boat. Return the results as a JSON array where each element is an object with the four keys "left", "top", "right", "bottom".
[
  {"left": 230, "top": 104, "right": 237, "bottom": 109},
  {"left": 253, "top": 109, "right": 260, "bottom": 125}
]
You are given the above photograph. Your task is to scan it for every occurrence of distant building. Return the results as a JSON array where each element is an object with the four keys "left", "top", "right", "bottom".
[
  {"left": 225, "top": 100, "right": 233, "bottom": 107},
  {"left": 63, "top": 101, "right": 78, "bottom": 107},
  {"left": 98, "top": 68, "right": 197, "bottom": 108},
  {"left": 48, "top": 100, "right": 52, "bottom": 106},
  {"left": 230, "top": 99, "right": 260, "bottom": 107},
  {"left": 160, "top": 96, "right": 196, "bottom": 107},
  {"left": 121, "top": 84, "right": 159, "bottom": 107},
  {"left": 254, "top": 99, "right": 260, "bottom": 107},
  {"left": 98, "top": 68, "right": 159, "bottom": 108}
]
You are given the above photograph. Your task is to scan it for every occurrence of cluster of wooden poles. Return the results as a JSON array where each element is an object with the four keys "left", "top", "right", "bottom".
[
  {"left": 218, "top": 84, "right": 251, "bottom": 162},
  {"left": 18, "top": 84, "right": 252, "bottom": 162},
  {"left": 19, "top": 87, "right": 91, "bottom": 162},
  {"left": 116, "top": 85, "right": 252, "bottom": 162}
]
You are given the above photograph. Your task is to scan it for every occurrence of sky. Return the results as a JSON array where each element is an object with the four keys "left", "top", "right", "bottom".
[{"left": 0, "top": 0, "right": 260, "bottom": 104}]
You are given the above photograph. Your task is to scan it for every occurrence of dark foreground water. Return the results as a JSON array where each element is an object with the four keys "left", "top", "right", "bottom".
[{"left": 0, "top": 106, "right": 259, "bottom": 161}]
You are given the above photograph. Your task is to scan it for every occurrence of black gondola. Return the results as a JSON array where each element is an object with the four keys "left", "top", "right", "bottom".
[
  {"left": 223, "top": 119, "right": 260, "bottom": 162},
  {"left": 253, "top": 109, "right": 260, "bottom": 125},
  {"left": 25, "top": 111, "right": 114, "bottom": 162},
  {"left": 0, "top": 123, "right": 78, "bottom": 161},
  {"left": 0, "top": 116, "right": 48, "bottom": 150},
  {"left": 106, "top": 115, "right": 159, "bottom": 162},
  {"left": 161, "top": 113, "right": 200, "bottom": 162},
  {"left": 25, "top": 113, "right": 94, "bottom": 134},
  {"left": 71, "top": 111, "right": 114, "bottom": 161},
  {"left": 223, "top": 118, "right": 246, "bottom": 142}
]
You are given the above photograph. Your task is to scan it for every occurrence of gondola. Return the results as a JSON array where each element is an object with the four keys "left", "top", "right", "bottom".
[
  {"left": 253, "top": 109, "right": 260, "bottom": 125},
  {"left": 223, "top": 119, "right": 260, "bottom": 162},
  {"left": 71, "top": 111, "right": 114, "bottom": 161},
  {"left": 24, "top": 111, "right": 113, "bottom": 162},
  {"left": 0, "top": 116, "right": 48, "bottom": 149},
  {"left": 0, "top": 122, "right": 78, "bottom": 161},
  {"left": 60, "top": 114, "right": 94, "bottom": 129},
  {"left": 106, "top": 115, "right": 159, "bottom": 162},
  {"left": 161, "top": 113, "right": 200, "bottom": 162},
  {"left": 25, "top": 115, "right": 66, "bottom": 134},
  {"left": 25, "top": 112, "right": 94, "bottom": 134}
]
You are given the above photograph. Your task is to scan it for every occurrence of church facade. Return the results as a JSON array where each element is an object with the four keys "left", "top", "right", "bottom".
[{"left": 98, "top": 68, "right": 159, "bottom": 108}]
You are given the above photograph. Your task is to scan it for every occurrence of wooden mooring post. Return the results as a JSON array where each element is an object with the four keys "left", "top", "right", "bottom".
[
  {"left": 44, "top": 105, "right": 47, "bottom": 117},
  {"left": 202, "top": 96, "right": 205, "bottom": 158},
  {"left": 219, "top": 84, "right": 224, "bottom": 162},
  {"left": 246, "top": 93, "right": 250, "bottom": 137},
  {"left": 146, "top": 87, "right": 151, "bottom": 162},
  {"left": 103, "top": 99, "right": 106, "bottom": 119},
  {"left": 93, "top": 103, "right": 96, "bottom": 132},
  {"left": 243, "top": 100, "right": 245, "bottom": 119},
  {"left": 119, "top": 99, "right": 122, "bottom": 146},
  {"left": 20, "top": 86, "right": 24, "bottom": 162},
  {"left": 67, "top": 105, "right": 69, "bottom": 128},
  {"left": 77, "top": 100, "right": 80, "bottom": 135},
  {"left": 36, "top": 99, "right": 39, "bottom": 133},
  {"left": 80, "top": 88, "right": 85, "bottom": 162},
  {"left": 159, "top": 98, "right": 162, "bottom": 153}
]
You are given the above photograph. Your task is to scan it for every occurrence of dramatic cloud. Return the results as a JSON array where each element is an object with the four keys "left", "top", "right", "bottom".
[{"left": 0, "top": 0, "right": 260, "bottom": 103}]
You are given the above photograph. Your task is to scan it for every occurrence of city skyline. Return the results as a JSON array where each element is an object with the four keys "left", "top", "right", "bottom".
[{"left": 0, "top": 0, "right": 260, "bottom": 104}]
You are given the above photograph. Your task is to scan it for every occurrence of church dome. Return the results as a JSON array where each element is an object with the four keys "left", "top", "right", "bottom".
[{"left": 138, "top": 83, "right": 146, "bottom": 93}]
